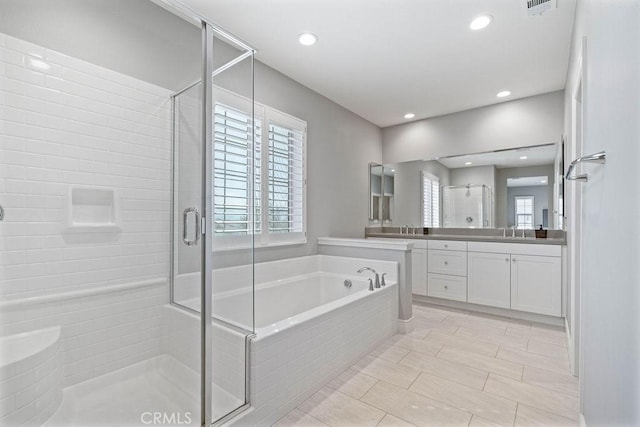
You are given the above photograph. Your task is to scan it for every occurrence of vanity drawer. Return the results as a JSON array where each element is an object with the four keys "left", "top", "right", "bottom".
[
  {"left": 428, "top": 240, "right": 467, "bottom": 251},
  {"left": 428, "top": 250, "right": 467, "bottom": 276},
  {"left": 428, "top": 273, "right": 467, "bottom": 302}
]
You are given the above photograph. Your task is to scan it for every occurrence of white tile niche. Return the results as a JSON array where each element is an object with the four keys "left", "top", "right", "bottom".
[{"left": 66, "top": 187, "right": 121, "bottom": 232}]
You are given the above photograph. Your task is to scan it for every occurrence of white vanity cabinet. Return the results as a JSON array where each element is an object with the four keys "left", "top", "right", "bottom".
[
  {"left": 467, "top": 242, "right": 562, "bottom": 317},
  {"left": 510, "top": 254, "right": 562, "bottom": 316},
  {"left": 467, "top": 251, "right": 511, "bottom": 308},
  {"left": 411, "top": 241, "right": 428, "bottom": 296},
  {"left": 427, "top": 240, "right": 468, "bottom": 302}
]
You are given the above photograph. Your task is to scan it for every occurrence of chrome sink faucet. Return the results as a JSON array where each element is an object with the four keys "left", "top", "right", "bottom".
[
  {"left": 357, "top": 267, "right": 380, "bottom": 288},
  {"left": 511, "top": 226, "right": 516, "bottom": 238}
]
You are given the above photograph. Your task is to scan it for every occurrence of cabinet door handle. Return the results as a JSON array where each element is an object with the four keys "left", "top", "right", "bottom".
[
  {"left": 505, "top": 258, "right": 509, "bottom": 262},
  {"left": 512, "top": 258, "right": 516, "bottom": 262},
  {"left": 444, "top": 244, "right": 448, "bottom": 248},
  {"left": 444, "top": 285, "right": 449, "bottom": 290},
  {"left": 444, "top": 261, "right": 448, "bottom": 265}
]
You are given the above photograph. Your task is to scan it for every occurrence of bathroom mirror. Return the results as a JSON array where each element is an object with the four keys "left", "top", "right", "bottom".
[{"left": 380, "top": 143, "right": 564, "bottom": 230}]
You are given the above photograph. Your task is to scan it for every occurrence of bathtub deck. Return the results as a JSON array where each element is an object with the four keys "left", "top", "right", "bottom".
[
  {"left": 273, "top": 302, "right": 578, "bottom": 427},
  {"left": 43, "top": 356, "right": 242, "bottom": 427}
]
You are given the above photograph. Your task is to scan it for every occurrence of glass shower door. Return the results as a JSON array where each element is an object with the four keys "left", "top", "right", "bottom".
[
  {"left": 206, "top": 24, "right": 257, "bottom": 425},
  {"left": 172, "top": 21, "right": 256, "bottom": 426}
]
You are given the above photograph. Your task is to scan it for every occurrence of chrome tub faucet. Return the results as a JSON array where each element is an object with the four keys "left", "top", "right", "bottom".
[{"left": 357, "top": 267, "right": 380, "bottom": 288}]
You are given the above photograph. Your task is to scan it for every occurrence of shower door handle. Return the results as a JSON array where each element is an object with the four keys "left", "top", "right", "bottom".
[{"left": 183, "top": 207, "right": 200, "bottom": 246}]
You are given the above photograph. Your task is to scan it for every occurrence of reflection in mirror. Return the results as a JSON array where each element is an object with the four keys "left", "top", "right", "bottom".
[
  {"left": 369, "top": 163, "right": 382, "bottom": 221},
  {"left": 369, "top": 163, "right": 395, "bottom": 222},
  {"left": 381, "top": 143, "right": 564, "bottom": 230},
  {"left": 382, "top": 167, "right": 394, "bottom": 222},
  {"left": 442, "top": 184, "right": 492, "bottom": 228}
]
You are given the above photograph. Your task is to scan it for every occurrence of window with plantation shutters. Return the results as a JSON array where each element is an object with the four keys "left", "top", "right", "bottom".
[
  {"left": 422, "top": 171, "right": 440, "bottom": 228},
  {"left": 212, "top": 87, "right": 306, "bottom": 248},
  {"left": 268, "top": 122, "right": 305, "bottom": 235},
  {"left": 213, "top": 103, "right": 261, "bottom": 238}
]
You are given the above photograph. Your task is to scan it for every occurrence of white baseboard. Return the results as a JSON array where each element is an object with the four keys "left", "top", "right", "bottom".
[
  {"left": 397, "top": 316, "right": 414, "bottom": 334},
  {"left": 413, "top": 295, "right": 564, "bottom": 326},
  {"left": 579, "top": 413, "right": 586, "bottom": 427}
]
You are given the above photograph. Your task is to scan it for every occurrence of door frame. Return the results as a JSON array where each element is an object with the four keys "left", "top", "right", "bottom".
[{"left": 567, "top": 37, "right": 586, "bottom": 389}]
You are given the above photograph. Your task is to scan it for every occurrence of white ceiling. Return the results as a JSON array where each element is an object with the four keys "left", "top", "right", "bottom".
[
  {"left": 179, "top": 0, "right": 576, "bottom": 127},
  {"left": 436, "top": 144, "right": 557, "bottom": 169}
]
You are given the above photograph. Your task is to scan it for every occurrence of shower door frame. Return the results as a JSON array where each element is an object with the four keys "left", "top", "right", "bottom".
[{"left": 163, "top": 1, "right": 257, "bottom": 425}]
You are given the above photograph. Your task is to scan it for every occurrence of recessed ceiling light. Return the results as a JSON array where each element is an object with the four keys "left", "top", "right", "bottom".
[
  {"left": 496, "top": 90, "right": 511, "bottom": 98},
  {"left": 520, "top": 156, "right": 528, "bottom": 160},
  {"left": 298, "top": 33, "right": 317, "bottom": 46},
  {"left": 404, "top": 113, "right": 415, "bottom": 119},
  {"left": 465, "top": 161, "right": 473, "bottom": 166},
  {"left": 470, "top": 15, "right": 493, "bottom": 30}
]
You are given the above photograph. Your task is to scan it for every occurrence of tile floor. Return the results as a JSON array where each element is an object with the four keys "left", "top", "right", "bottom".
[{"left": 274, "top": 303, "right": 579, "bottom": 427}]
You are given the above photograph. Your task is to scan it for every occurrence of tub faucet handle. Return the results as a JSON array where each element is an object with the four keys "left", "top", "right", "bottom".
[
  {"left": 381, "top": 273, "right": 387, "bottom": 287},
  {"left": 368, "top": 278, "right": 374, "bottom": 291},
  {"left": 374, "top": 273, "right": 381, "bottom": 288}
]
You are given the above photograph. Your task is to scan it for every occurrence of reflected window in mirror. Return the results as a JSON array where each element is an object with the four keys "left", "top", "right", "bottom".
[
  {"left": 515, "top": 196, "right": 534, "bottom": 229},
  {"left": 422, "top": 171, "right": 440, "bottom": 227}
]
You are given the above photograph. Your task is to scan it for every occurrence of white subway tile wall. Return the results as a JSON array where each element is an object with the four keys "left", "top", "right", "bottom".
[
  {"left": 0, "top": 33, "right": 172, "bottom": 386},
  {"left": 0, "top": 32, "right": 172, "bottom": 299}
]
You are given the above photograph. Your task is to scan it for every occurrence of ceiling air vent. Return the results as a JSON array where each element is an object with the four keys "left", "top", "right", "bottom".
[{"left": 526, "top": 0, "right": 556, "bottom": 16}]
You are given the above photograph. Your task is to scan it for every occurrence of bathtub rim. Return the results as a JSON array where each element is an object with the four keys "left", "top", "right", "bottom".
[{"left": 252, "top": 281, "right": 397, "bottom": 341}]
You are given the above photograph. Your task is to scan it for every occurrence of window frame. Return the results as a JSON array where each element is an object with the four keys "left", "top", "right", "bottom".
[{"left": 212, "top": 87, "right": 307, "bottom": 250}]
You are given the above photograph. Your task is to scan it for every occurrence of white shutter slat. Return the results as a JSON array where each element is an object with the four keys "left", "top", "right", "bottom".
[
  {"left": 268, "top": 122, "right": 304, "bottom": 234},
  {"left": 213, "top": 103, "right": 261, "bottom": 236},
  {"left": 422, "top": 171, "right": 440, "bottom": 228}
]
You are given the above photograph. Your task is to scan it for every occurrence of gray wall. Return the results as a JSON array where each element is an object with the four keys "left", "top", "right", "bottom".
[
  {"left": 0, "top": 0, "right": 201, "bottom": 91},
  {"left": 387, "top": 160, "right": 450, "bottom": 227},
  {"left": 506, "top": 186, "right": 549, "bottom": 229},
  {"left": 381, "top": 91, "right": 564, "bottom": 164},
  {"left": 449, "top": 165, "right": 496, "bottom": 227},
  {"left": 564, "top": 0, "right": 640, "bottom": 424},
  {"left": 495, "top": 165, "right": 554, "bottom": 228}
]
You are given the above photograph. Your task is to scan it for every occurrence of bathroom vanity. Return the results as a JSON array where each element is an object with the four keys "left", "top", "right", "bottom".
[{"left": 366, "top": 231, "right": 566, "bottom": 322}]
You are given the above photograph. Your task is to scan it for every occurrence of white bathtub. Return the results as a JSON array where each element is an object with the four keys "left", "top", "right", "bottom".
[
  {"left": 175, "top": 255, "right": 400, "bottom": 334},
  {"left": 0, "top": 327, "right": 63, "bottom": 426},
  {"left": 171, "top": 255, "right": 399, "bottom": 426},
  {"left": 215, "top": 272, "right": 384, "bottom": 338}
]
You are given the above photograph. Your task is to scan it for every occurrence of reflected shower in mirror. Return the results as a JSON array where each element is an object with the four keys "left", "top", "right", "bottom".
[{"left": 377, "top": 143, "right": 564, "bottom": 230}]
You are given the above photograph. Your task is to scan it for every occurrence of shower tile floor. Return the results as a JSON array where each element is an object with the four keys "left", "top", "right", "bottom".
[
  {"left": 43, "top": 356, "right": 241, "bottom": 427},
  {"left": 274, "top": 303, "right": 579, "bottom": 427}
]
